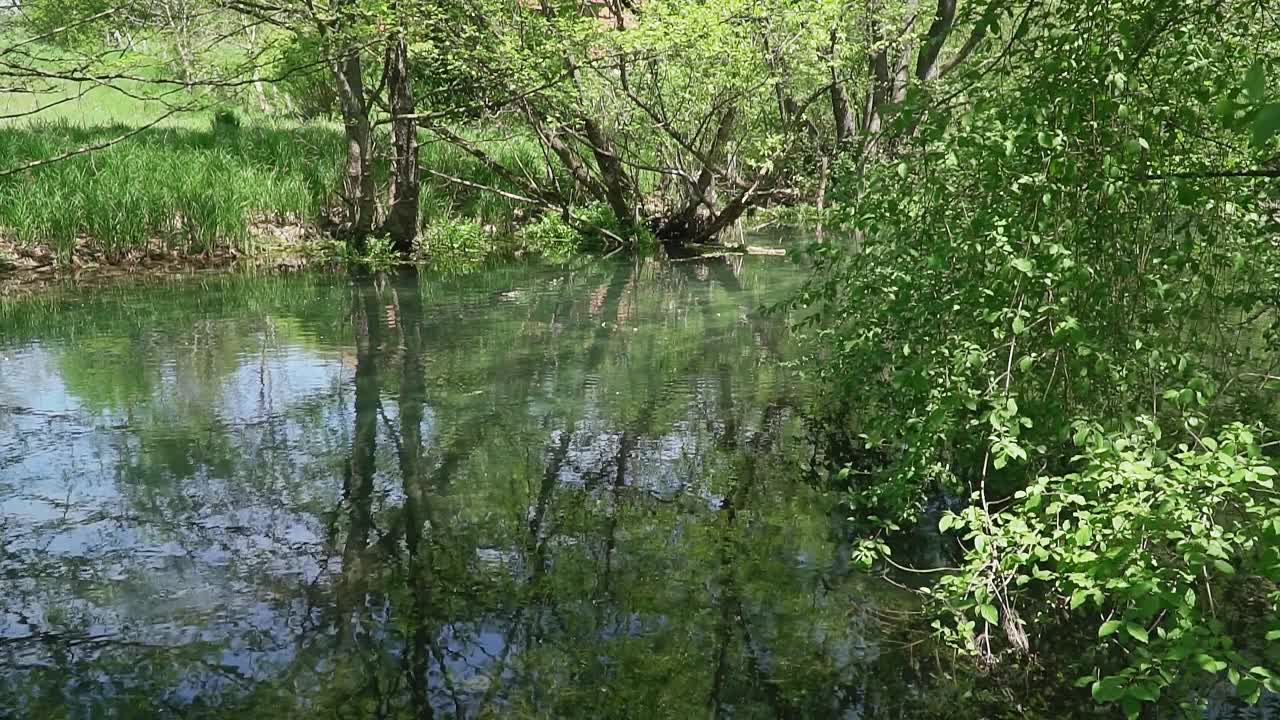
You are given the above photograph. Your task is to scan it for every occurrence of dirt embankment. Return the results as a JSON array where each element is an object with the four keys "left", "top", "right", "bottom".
[{"left": 0, "top": 223, "right": 335, "bottom": 298}]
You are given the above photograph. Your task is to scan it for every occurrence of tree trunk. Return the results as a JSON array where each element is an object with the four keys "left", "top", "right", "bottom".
[
  {"left": 524, "top": 104, "right": 607, "bottom": 201},
  {"left": 658, "top": 105, "right": 737, "bottom": 240},
  {"left": 333, "top": 48, "right": 376, "bottom": 243},
  {"left": 866, "top": 46, "right": 891, "bottom": 135},
  {"left": 584, "top": 119, "right": 633, "bottom": 228},
  {"left": 832, "top": 78, "right": 857, "bottom": 146},
  {"left": 244, "top": 21, "right": 273, "bottom": 114},
  {"left": 382, "top": 36, "right": 420, "bottom": 254},
  {"left": 916, "top": 0, "right": 957, "bottom": 81}
]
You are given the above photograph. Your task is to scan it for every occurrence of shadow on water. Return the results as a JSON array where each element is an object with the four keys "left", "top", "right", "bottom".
[{"left": 0, "top": 256, "right": 944, "bottom": 718}]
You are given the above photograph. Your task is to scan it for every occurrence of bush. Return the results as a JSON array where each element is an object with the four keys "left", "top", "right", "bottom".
[
  {"left": 416, "top": 217, "right": 495, "bottom": 268},
  {"left": 517, "top": 211, "right": 580, "bottom": 261},
  {"left": 934, "top": 420, "right": 1280, "bottom": 716},
  {"left": 212, "top": 108, "right": 241, "bottom": 135},
  {"left": 359, "top": 235, "right": 400, "bottom": 272},
  {"left": 270, "top": 34, "right": 337, "bottom": 120}
]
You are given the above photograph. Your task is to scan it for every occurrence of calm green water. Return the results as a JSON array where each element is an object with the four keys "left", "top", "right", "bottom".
[{"left": 0, "top": 256, "right": 916, "bottom": 718}]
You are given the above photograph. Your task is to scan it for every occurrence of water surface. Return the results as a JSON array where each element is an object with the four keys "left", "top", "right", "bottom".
[{"left": 0, "top": 256, "right": 914, "bottom": 718}]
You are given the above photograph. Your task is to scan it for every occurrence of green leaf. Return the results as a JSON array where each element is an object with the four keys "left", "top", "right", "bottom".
[
  {"left": 1195, "top": 654, "right": 1228, "bottom": 674},
  {"left": 1099, "top": 620, "right": 1122, "bottom": 637},
  {"left": 1011, "top": 257, "right": 1034, "bottom": 275},
  {"left": 1070, "top": 589, "right": 1088, "bottom": 610},
  {"left": 978, "top": 603, "right": 999, "bottom": 625},
  {"left": 1237, "top": 678, "right": 1261, "bottom": 704},
  {"left": 1213, "top": 558, "right": 1235, "bottom": 575},
  {"left": 1264, "top": 630, "right": 1280, "bottom": 641},
  {"left": 938, "top": 514, "right": 955, "bottom": 533},
  {"left": 1252, "top": 103, "right": 1280, "bottom": 147},
  {"left": 1128, "top": 682, "right": 1160, "bottom": 702},
  {"left": 1073, "top": 425, "right": 1091, "bottom": 447},
  {"left": 1125, "top": 622, "right": 1149, "bottom": 644},
  {"left": 1245, "top": 61, "right": 1266, "bottom": 102},
  {"left": 1092, "top": 676, "right": 1126, "bottom": 703}
]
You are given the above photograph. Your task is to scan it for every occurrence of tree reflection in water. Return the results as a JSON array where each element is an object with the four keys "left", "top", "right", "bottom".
[{"left": 0, "top": 258, "right": 922, "bottom": 718}]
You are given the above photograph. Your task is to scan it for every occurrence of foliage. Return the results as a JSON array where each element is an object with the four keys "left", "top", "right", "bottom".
[
  {"left": 16, "top": 0, "right": 125, "bottom": 48},
  {"left": 268, "top": 31, "right": 338, "bottom": 121},
  {"left": 1222, "top": 61, "right": 1280, "bottom": 149},
  {"left": 785, "top": 0, "right": 1280, "bottom": 714},
  {"left": 211, "top": 107, "right": 241, "bottom": 133},
  {"left": 517, "top": 211, "right": 581, "bottom": 262},
  {"left": 415, "top": 216, "right": 495, "bottom": 267},
  {"left": 357, "top": 235, "right": 402, "bottom": 271},
  {"left": 935, "top": 420, "right": 1280, "bottom": 716}
]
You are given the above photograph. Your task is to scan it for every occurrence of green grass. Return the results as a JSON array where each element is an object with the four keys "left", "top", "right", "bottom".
[
  {"left": 0, "top": 39, "right": 576, "bottom": 266},
  {"left": 0, "top": 33, "right": 570, "bottom": 267},
  {"left": 0, "top": 79, "right": 202, "bottom": 128},
  {"left": 0, "top": 111, "right": 549, "bottom": 263},
  {"left": 415, "top": 130, "right": 546, "bottom": 228},
  {"left": 0, "top": 119, "right": 340, "bottom": 259}
]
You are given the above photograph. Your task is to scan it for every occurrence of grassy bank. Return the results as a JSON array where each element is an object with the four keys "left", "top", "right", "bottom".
[{"left": 0, "top": 113, "right": 548, "bottom": 267}]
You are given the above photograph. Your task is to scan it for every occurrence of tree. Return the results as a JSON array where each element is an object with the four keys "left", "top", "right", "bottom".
[
  {"left": 408, "top": 0, "right": 1007, "bottom": 245},
  {"left": 784, "top": 0, "right": 1280, "bottom": 714}
]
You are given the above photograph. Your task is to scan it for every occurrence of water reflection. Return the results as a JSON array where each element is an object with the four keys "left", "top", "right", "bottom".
[{"left": 0, "top": 258, "right": 916, "bottom": 718}]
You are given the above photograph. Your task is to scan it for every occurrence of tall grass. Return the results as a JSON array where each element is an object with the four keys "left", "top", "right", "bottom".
[
  {"left": 0, "top": 119, "right": 341, "bottom": 259},
  {"left": 0, "top": 115, "right": 549, "bottom": 262},
  {"left": 417, "top": 131, "right": 547, "bottom": 227},
  {"left": 0, "top": 33, "right": 556, "bottom": 263}
]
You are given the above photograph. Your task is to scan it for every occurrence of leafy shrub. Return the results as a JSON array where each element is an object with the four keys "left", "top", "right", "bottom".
[
  {"left": 416, "top": 217, "right": 495, "bottom": 268},
  {"left": 212, "top": 108, "right": 241, "bottom": 134},
  {"left": 784, "top": 1, "right": 1280, "bottom": 715},
  {"left": 934, "top": 420, "right": 1280, "bottom": 717},
  {"left": 517, "top": 211, "right": 580, "bottom": 261},
  {"left": 359, "top": 235, "right": 400, "bottom": 272},
  {"left": 575, "top": 201, "right": 655, "bottom": 248},
  {"left": 270, "top": 33, "right": 337, "bottom": 120},
  {"left": 516, "top": 203, "right": 654, "bottom": 261}
]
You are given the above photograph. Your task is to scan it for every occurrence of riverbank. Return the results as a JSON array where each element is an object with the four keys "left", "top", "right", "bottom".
[
  {"left": 0, "top": 118, "right": 545, "bottom": 269},
  {"left": 0, "top": 223, "right": 333, "bottom": 299}
]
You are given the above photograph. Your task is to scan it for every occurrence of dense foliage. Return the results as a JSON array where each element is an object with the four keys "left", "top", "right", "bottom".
[
  {"left": 3, "top": 0, "right": 1280, "bottom": 714},
  {"left": 784, "top": 0, "right": 1280, "bottom": 714}
]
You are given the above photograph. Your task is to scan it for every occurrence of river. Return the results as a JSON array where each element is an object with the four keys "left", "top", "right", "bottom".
[{"left": 0, "top": 254, "right": 935, "bottom": 718}]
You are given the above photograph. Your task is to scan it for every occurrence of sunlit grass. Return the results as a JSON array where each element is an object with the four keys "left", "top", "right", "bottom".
[
  {"left": 0, "top": 119, "right": 339, "bottom": 260},
  {"left": 0, "top": 81, "right": 203, "bottom": 128},
  {"left": 0, "top": 44, "right": 570, "bottom": 264},
  {"left": 0, "top": 107, "right": 548, "bottom": 262}
]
